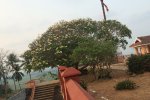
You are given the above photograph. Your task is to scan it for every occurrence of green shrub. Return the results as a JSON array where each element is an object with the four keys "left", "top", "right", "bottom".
[
  {"left": 127, "top": 54, "right": 150, "bottom": 74},
  {"left": 0, "top": 85, "right": 13, "bottom": 96},
  {"left": 115, "top": 79, "right": 136, "bottom": 90},
  {"left": 142, "top": 54, "right": 150, "bottom": 71},
  {"left": 127, "top": 55, "right": 144, "bottom": 74},
  {"left": 7, "top": 88, "right": 13, "bottom": 93},
  {"left": 80, "top": 80, "right": 87, "bottom": 90}
]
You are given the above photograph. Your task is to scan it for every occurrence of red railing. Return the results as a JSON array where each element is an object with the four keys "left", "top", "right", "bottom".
[
  {"left": 58, "top": 66, "right": 94, "bottom": 100},
  {"left": 26, "top": 80, "right": 36, "bottom": 100}
]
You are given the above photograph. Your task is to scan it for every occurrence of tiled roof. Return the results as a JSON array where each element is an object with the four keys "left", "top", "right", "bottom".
[{"left": 130, "top": 35, "right": 150, "bottom": 47}]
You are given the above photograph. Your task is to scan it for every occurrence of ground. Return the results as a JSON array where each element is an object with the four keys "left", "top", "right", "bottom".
[{"left": 81, "top": 63, "right": 150, "bottom": 100}]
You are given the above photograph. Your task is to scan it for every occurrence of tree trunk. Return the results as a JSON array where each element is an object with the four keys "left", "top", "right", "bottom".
[
  {"left": 2, "top": 75, "right": 7, "bottom": 95},
  {"left": 18, "top": 81, "right": 21, "bottom": 90},
  {"left": 92, "top": 66, "right": 96, "bottom": 80},
  {"left": 29, "top": 73, "right": 31, "bottom": 80},
  {"left": 13, "top": 78, "right": 17, "bottom": 91}
]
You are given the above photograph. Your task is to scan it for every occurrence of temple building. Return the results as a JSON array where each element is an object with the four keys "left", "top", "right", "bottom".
[{"left": 130, "top": 35, "right": 150, "bottom": 55}]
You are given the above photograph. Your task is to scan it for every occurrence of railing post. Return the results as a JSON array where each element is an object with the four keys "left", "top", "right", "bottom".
[
  {"left": 25, "top": 80, "right": 36, "bottom": 100},
  {"left": 58, "top": 66, "right": 81, "bottom": 100},
  {"left": 58, "top": 66, "right": 67, "bottom": 100}
]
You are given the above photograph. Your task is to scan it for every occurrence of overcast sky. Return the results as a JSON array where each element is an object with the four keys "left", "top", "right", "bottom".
[{"left": 0, "top": 0, "right": 150, "bottom": 55}]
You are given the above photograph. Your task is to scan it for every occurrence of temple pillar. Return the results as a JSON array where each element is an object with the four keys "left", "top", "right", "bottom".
[
  {"left": 146, "top": 45, "right": 150, "bottom": 53},
  {"left": 134, "top": 47, "right": 139, "bottom": 55}
]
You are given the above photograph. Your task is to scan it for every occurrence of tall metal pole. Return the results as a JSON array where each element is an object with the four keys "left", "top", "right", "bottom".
[{"left": 100, "top": 0, "right": 106, "bottom": 21}]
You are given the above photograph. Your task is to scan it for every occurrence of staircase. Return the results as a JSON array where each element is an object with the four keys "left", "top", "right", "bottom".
[{"left": 33, "top": 82, "right": 62, "bottom": 100}]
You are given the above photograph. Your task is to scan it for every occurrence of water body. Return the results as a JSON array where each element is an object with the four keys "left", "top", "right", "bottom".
[{"left": 8, "top": 67, "right": 58, "bottom": 90}]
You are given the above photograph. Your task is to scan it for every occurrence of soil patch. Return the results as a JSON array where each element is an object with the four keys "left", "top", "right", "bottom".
[{"left": 82, "top": 69, "right": 150, "bottom": 100}]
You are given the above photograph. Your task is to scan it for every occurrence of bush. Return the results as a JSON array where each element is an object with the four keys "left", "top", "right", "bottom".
[
  {"left": 127, "top": 54, "right": 150, "bottom": 74},
  {"left": 0, "top": 85, "right": 4, "bottom": 96},
  {"left": 80, "top": 80, "right": 87, "bottom": 90},
  {"left": 0, "top": 85, "right": 13, "bottom": 96},
  {"left": 115, "top": 79, "right": 137, "bottom": 90},
  {"left": 142, "top": 54, "right": 150, "bottom": 71}
]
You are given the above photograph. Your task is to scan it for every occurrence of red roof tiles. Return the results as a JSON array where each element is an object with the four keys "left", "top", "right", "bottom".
[{"left": 130, "top": 35, "right": 150, "bottom": 47}]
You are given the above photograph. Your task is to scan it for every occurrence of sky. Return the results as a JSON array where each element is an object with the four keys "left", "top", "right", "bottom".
[{"left": 0, "top": 0, "right": 150, "bottom": 55}]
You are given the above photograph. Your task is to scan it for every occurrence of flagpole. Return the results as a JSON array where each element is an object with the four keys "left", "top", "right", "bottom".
[{"left": 100, "top": 0, "right": 106, "bottom": 21}]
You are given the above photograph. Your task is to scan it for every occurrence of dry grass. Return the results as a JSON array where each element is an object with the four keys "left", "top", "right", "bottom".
[{"left": 81, "top": 69, "right": 150, "bottom": 100}]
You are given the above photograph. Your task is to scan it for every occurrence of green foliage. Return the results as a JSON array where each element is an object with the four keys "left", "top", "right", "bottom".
[
  {"left": 21, "top": 50, "right": 32, "bottom": 74},
  {"left": 71, "top": 37, "right": 117, "bottom": 66},
  {"left": 7, "top": 88, "right": 13, "bottom": 94},
  {"left": 71, "top": 37, "right": 116, "bottom": 80},
  {"left": 12, "top": 69, "right": 24, "bottom": 82},
  {"left": 39, "top": 71, "right": 58, "bottom": 82},
  {"left": 115, "top": 80, "right": 136, "bottom": 90},
  {"left": 0, "top": 49, "right": 10, "bottom": 95},
  {"left": 127, "top": 54, "right": 150, "bottom": 74},
  {"left": 48, "top": 71, "right": 58, "bottom": 80},
  {"left": 80, "top": 80, "right": 88, "bottom": 90},
  {"left": 0, "top": 85, "right": 12, "bottom": 96},
  {"left": 25, "top": 18, "right": 131, "bottom": 71},
  {"left": 7, "top": 53, "right": 24, "bottom": 91},
  {"left": 7, "top": 53, "right": 19, "bottom": 66},
  {"left": 96, "top": 20, "right": 132, "bottom": 49}
]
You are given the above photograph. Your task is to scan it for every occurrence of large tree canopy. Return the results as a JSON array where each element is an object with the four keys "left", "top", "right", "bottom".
[
  {"left": 71, "top": 37, "right": 117, "bottom": 66},
  {"left": 25, "top": 18, "right": 131, "bottom": 71}
]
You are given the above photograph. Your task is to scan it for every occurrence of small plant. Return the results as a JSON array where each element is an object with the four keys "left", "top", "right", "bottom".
[
  {"left": 115, "top": 79, "right": 137, "bottom": 90},
  {"left": 80, "top": 80, "right": 87, "bottom": 90}
]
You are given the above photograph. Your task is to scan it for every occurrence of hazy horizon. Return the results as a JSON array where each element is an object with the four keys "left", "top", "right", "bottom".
[{"left": 0, "top": 0, "right": 150, "bottom": 55}]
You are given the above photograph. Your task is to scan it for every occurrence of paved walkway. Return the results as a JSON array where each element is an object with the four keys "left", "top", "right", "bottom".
[{"left": 111, "top": 63, "right": 127, "bottom": 70}]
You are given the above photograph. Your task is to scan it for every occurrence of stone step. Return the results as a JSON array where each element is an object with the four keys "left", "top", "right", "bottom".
[
  {"left": 35, "top": 91, "right": 54, "bottom": 96},
  {"left": 34, "top": 93, "right": 53, "bottom": 98},
  {"left": 35, "top": 87, "right": 54, "bottom": 92},
  {"left": 33, "top": 81, "right": 61, "bottom": 100},
  {"left": 36, "top": 83, "right": 59, "bottom": 88},
  {"left": 34, "top": 96, "right": 53, "bottom": 100}
]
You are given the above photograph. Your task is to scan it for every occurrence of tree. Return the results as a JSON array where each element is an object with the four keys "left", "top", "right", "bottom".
[
  {"left": 95, "top": 20, "right": 131, "bottom": 49},
  {"left": 12, "top": 65, "right": 24, "bottom": 90},
  {"left": 6, "top": 53, "right": 19, "bottom": 91},
  {"left": 26, "top": 19, "right": 131, "bottom": 71},
  {"left": 71, "top": 37, "right": 117, "bottom": 79},
  {"left": 0, "top": 49, "right": 9, "bottom": 95},
  {"left": 0, "top": 72, "right": 2, "bottom": 85},
  {"left": 21, "top": 50, "right": 32, "bottom": 80}
]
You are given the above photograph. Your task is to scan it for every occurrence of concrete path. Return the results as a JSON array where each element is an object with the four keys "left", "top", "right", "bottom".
[
  {"left": 111, "top": 63, "right": 127, "bottom": 70},
  {"left": 36, "top": 80, "right": 60, "bottom": 87}
]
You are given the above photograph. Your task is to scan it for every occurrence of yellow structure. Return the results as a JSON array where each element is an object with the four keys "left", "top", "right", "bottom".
[{"left": 130, "top": 35, "right": 150, "bottom": 55}]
